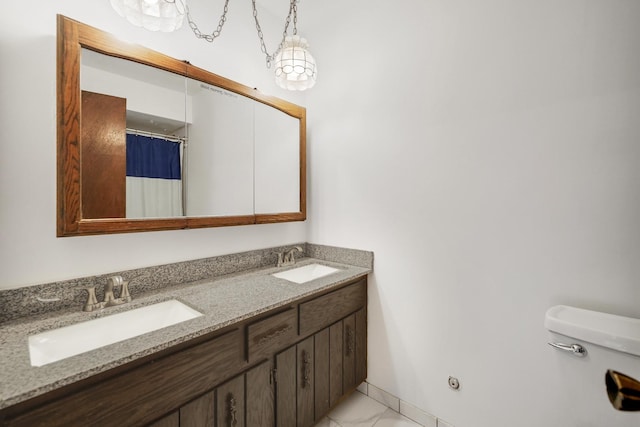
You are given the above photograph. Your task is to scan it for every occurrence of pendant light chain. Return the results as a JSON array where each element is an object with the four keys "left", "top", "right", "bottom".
[
  {"left": 172, "top": 0, "right": 303, "bottom": 70},
  {"left": 252, "top": 0, "right": 298, "bottom": 68},
  {"left": 181, "top": 0, "right": 231, "bottom": 43},
  {"left": 111, "top": 0, "right": 315, "bottom": 90}
]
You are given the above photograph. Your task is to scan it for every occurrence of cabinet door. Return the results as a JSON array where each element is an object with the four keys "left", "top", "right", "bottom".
[
  {"left": 275, "top": 338, "right": 316, "bottom": 427},
  {"left": 328, "top": 321, "right": 343, "bottom": 408},
  {"left": 276, "top": 346, "right": 297, "bottom": 427},
  {"left": 314, "top": 328, "right": 330, "bottom": 419},
  {"left": 180, "top": 391, "right": 215, "bottom": 427},
  {"left": 296, "top": 336, "right": 314, "bottom": 427},
  {"left": 246, "top": 360, "right": 274, "bottom": 427},
  {"left": 216, "top": 375, "right": 244, "bottom": 427},
  {"left": 354, "top": 308, "right": 367, "bottom": 385},
  {"left": 343, "top": 314, "right": 356, "bottom": 391},
  {"left": 343, "top": 308, "right": 367, "bottom": 391}
]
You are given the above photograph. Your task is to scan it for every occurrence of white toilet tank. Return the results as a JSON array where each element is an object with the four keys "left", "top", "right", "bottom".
[{"left": 545, "top": 305, "right": 640, "bottom": 427}]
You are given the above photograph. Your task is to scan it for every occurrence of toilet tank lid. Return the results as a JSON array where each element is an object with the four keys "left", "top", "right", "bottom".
[{"left": 544, "top": 305, "right": 640, "bottom": 357}]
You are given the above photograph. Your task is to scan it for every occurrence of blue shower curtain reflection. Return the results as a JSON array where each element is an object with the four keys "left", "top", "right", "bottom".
[{"left": 126, "top": 134, "right": 183, "bottom": 218}]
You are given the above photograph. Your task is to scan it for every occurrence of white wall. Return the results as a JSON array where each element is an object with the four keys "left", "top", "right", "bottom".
[
  {"left": 0, "top": 0, "right": 306, "bottom": 288},
  {"left": 304, "top": 1, "right": 640, "bottom": 426}
]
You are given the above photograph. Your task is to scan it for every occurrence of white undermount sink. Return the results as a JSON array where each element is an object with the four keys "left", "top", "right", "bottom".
[
  {"left": 272, "top": 263, "right": 340, "bottom": 284},
  {"left": 28, "top": 300, "right": 202, "bottom": 367}
]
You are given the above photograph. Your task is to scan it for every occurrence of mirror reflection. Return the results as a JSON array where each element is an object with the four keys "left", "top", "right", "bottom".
[
  {"left": 81, "top": 48, "right": 187, "bottom": 219},
  {"left": 78, "top": 48, "right": 302, "bottom": 220},
  {"left": 184, "top": 79, "right": 254, "bottom": 217},
  {"left": 254, "top": 102, "right": 300, "bottom": 214}
]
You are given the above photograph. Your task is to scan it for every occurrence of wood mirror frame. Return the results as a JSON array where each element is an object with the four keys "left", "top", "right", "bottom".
[{"left": 57, "top": 15, "right": 306, "bottom": 237}]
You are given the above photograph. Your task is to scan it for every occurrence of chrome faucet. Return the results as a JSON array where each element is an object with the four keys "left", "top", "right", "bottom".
[
  {"left": 277, "top": 246, "right": 303, "bottom": 267},
  {"left": 83, "top": 276, "right": 131, "bottom": 312}
]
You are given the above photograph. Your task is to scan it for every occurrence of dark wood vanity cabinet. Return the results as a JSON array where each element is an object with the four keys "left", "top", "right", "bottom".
[
  {"left": 275, "top": 307, "right": 367, "bottom": 427},
  {"left": 0, "top": 277, "right": 366, "bottom": 427},
  {"left": 150, "top": 360, "right": 273, "bottom": 427}
]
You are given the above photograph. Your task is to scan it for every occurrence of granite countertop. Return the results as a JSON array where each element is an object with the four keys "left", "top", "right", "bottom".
[{"left": 0, "top": 257, "right": 370, "bottom": 410}]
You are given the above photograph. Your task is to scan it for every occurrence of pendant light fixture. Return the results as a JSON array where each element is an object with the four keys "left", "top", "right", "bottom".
[
  {"left": 110, "top": 0, "right": 317, "bottom": 90},
  {"left": 110, "top": 0, "right": 186, "bottom": 32},
  {"left": 273, "top": 35, "right": 317, "bottom": 91}
]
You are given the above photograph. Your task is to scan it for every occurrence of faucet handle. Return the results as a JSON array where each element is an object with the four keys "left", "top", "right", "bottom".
[
  {"left": 120, "top": 280, "right": 131, "bottom": 302},
  {"left": 104, "top": 275, "right": 127, "bottom": 306},
  {"left": 287, "top": 246, "right": 303, "bottom": 263},
  {"left": 83, "top": 287, "right": 98, "bottom": 312}
]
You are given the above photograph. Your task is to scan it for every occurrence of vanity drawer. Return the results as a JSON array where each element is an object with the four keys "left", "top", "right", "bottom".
[
  {"left": 247, "top": 307, "right": 298, "bottom": 362},
  {"left": 299, "top": 278, "right": 366, "bottom": 336},
  {"left": 5, "top": 329, "right": 243, "bottom": 427}
]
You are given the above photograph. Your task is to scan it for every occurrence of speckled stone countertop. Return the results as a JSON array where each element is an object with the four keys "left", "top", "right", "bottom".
[{"left": 0, "top": 256, "right": 371, "bottom": 410}]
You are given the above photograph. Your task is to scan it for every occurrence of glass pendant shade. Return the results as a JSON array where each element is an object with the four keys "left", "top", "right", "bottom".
[
  {"left": 274, "top": 36, "right": 317, "bottom": 91},
  {"left": 110, "top": 0, "right": 186, "bottom": 32}
]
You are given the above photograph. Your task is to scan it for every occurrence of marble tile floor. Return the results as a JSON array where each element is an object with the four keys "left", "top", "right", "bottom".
[{"left": 316, "top": 390, "right": 422, "bottom": 427}]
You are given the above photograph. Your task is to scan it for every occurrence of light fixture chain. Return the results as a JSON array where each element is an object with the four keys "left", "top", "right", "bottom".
[
  {"left": 251, "top": 0, "right": 297, "bottom": 68},
  {"left": 182, "top": 0, "right": 231, "bottom": 43},
  {"left": 292, "top": 1, "right": 297, "bottom": 35}
]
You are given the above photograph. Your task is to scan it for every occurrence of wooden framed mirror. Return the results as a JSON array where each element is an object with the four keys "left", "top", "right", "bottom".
[{"left": 57, "top": 15, "right": 306, "bottom": 236}]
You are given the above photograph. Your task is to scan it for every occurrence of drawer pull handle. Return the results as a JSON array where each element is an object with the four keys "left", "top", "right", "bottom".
[
  {"left": 548, "top": 342, "right": 587, "bottom": 357},
  {"left": 227, "top": 394, "right": 237, "bottom": 427},
  {"left": 257, "top": 325, "right": 293, "bottom": 345},
  {"left": 302, "top": 350, "right": 311, "bottom": 388}
]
